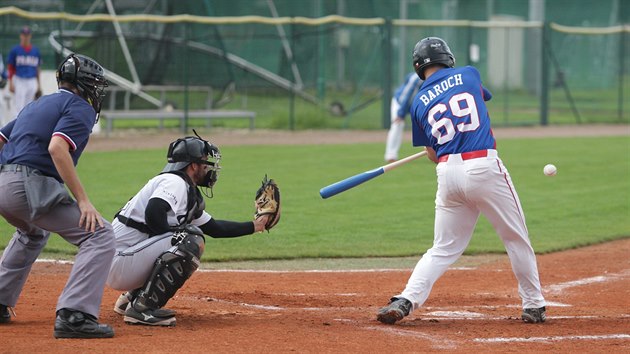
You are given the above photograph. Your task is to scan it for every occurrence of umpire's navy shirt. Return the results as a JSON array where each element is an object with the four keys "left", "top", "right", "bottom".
[{"left": 0, "top": 89, "right": 96, "bottom": 182}]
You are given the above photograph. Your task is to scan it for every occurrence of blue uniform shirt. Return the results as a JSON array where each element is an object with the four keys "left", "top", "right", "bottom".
[
  {"left": 7, "top": 44, "right": 41, "bottom": 78},
  {"left": 0, "top": 89, "right": 96, "bottom": 182},
  {"left": 411, "top": 66, "right": 495, "bottom": 158},
  {"left": 393, "top": 72, "right": 423, "bottom": 119}
]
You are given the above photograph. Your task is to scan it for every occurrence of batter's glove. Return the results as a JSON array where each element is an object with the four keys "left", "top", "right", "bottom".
[{"left": 254, "top": 175, "right": 281, "bottom": 231}]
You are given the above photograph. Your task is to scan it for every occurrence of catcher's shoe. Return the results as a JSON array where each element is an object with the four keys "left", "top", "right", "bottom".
[
  {"left": 115, "top": 292, "right": 176, "bottom": 317},
  {"left": 0, "top": 304, "right": 12, "bottom": 323},
  {"left": 124, "top": 304, "right": 176, "bottom": 327},
  {"left": 522, "top": 306, "right": 547, "bottom": 323},
  {"left": 377, "top": 297, "right": 412, "bottom": 325},
  {"left": 114, "top": 292, "right": 133, "bottom": 315},
  {"left": 53, "top": 308, "right": 114, "bottom": 339}
]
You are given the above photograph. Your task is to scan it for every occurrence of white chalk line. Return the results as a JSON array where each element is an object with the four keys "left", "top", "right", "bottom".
[
  {"left": 546, "top": 269, "right": 630, "bottom": 294},
  {"left": 182, "top": 295, "right": 621, "bottom": 322},
  {"left": 36, "top": 259, "right": 74, "bottom": 265},
  {"left": 201, "top": 297, "right": 285, "bottom": 311},
  {"left": 366, "top": 325, "right": 457, "bottom": 350},
  {"left": 474, "top": 334, "right": 630, "bottom": 343},
  {"left": 196, "top": 267, "right": 474, "bottom": 273}
]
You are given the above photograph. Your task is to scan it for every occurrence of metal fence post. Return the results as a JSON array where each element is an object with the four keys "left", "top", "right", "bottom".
[
  {"left": 540, "top": 21, "right": 550, "bottom": 126},
  {"left": 382, "top": 18, "right": 392, "bottom": 129},
  {"left": 619, "top": 29, "right": 626, "bottom": 122},
  {"left": 183, "top": 22, "right": 190, "bottom": 133}
]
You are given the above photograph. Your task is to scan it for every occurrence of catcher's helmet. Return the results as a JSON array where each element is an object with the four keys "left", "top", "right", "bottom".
[
  {"left": 412, "top": 37, "right": 455, "bottom": 80},
  {"left": 162, "top": 134, "right": 221, "bottom": 187},
  {"left": 56, "top": 53, "right": 108, "bottom": 114}
]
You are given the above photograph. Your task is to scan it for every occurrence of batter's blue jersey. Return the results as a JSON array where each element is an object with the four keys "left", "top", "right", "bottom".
[
  {"left": 0, "top": 89, "right": 97, "bottom": 182},
  {"left": 7, "top": 44, "right": 41, "bottom": 78},
  {"left": 410, "top": 66, "right": 495, "bottom": 158},
  {"left": 393, "top": 72, "right": 423, "bottom": 119}
]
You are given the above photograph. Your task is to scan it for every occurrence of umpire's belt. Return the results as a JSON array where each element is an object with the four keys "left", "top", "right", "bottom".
[
  {"left": 437, "top": 149, "right": 496, "bottom": 163},
  {"left": 0, "top": 164, "right": 25, "bottom": 172},
  {"left": 0, "top": 164, "right": 40, "bottom": 174},
  {"left": 115, "top": 213, "right": 153, "bottom": 235}
]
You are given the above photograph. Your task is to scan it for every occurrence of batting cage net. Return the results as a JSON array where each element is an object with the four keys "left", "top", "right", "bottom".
[{"left": 0, "top": 1, "right": 626, "bottom": 132}]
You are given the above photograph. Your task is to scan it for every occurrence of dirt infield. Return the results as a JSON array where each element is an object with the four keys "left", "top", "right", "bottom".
[{"left": 1, "top": 238, "right": 628, "bottom": 353}]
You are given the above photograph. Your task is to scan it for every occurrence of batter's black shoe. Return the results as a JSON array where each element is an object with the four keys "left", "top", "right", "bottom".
[
  {"left": 53, "top": 309, "right": 114, "bottom": 339},
  {"left": 124, "top": 303, "right": 176, "bottom": 327},
  {"left": 522, "top": 306, "right": 547, "bottom": 323},
  {"left": 0, "top": 304, "right": 12, "bottom": 323},
  {"left": 377, "top": 297, "right": 412, "bottom": 325}
]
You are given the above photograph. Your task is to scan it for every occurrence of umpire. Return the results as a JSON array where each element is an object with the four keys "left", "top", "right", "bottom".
[{"left": 0, "top": 53, "right": 115, "bottom": 338}]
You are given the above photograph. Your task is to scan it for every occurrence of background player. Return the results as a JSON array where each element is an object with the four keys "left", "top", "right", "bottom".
[
  {"left": 0, "top": 53, "right": 115, "bottom": 338},
  {"left": 106, "top": 134, "right": 274, "bottom": 326},
  {"left": 376, "top": 37, "right": 547, "bottom": 325},
  {"left": 384, "top": 72, "right": 423, "bottom": 163},
  {"left": 6, "top": 26, "right": 42, "bottom": 118}
]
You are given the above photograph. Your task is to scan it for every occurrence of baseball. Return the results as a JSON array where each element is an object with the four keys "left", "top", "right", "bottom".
[{"left": 543, "top": 164, "right": 557, "bottom": 176}]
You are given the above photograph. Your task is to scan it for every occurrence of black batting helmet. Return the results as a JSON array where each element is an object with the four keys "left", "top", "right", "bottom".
[
  {"left": 56, "top": 53, "right": 108, "bottom": 114},
  {"left": 412, "top": 37, "right": 456, "bottom": 80}
]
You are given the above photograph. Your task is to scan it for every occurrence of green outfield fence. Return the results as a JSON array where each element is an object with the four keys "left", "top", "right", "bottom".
[{"left": 0, "top": 2, "right": 627, "bottom": 131}]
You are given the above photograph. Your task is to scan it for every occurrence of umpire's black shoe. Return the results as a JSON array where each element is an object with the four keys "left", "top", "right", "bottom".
[
  {"left": 53, "top": 308, "right": 114, "bottom": 339},
  {"left": 377, "top": 297, "right": 413, "bottom": 325},
  {"left": 0, "top": 304, "right": 11, "bottom": 323}
]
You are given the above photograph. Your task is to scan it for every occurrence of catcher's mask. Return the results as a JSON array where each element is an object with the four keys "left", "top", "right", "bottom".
[
  {"left": 412, "top": 37, "right": 455, "bottom": 80},
  {"left": 162, "top": 130, "right": 221, "bottom": 188},
  {"left": 56, "top": 53, "right": 108, "bottom": 116}
]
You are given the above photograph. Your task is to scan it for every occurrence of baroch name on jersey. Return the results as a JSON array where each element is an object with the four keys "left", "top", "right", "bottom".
[{"left": 418, "top": 73, "right": 464, "bottom": 106}]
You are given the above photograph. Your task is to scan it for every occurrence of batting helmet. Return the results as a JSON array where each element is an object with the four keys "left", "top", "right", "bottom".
[
  {"left": 412, "top": 37, "right": 456, "bottom": 80},
  {"left": 162, "top": 134, "right": 221, "bottom": 188},
  {"left": 56, "top": 53, "right": 108, "bottom": 114}
]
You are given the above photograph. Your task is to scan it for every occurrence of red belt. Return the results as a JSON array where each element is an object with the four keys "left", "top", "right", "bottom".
[{"left": 438, "top": 150, "right": 489, "bottom": 163}]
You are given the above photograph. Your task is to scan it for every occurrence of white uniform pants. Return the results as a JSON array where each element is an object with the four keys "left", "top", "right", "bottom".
[
  {"left": 106, "top": 229, "right": 178, "bottom": 291},
  {"left": 384, "top": 98, "right": 405, "bottom": 162},
  {"left": 397, "top": 150, "right": 546, "bottom": 310},
  {"left": 12, "top": 76, "right": 38, "bottom": 117}
]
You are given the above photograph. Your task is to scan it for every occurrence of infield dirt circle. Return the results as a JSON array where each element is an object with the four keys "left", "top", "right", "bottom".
[{"left": 1, "top": 126, "right": 629, "bottom": 352}]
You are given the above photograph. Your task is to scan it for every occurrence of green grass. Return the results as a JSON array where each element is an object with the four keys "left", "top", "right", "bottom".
[{"left": 1, "top": 136, "right": 629, "bottom": 262}]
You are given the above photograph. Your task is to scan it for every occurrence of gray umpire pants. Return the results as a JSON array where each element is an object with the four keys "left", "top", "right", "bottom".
[{"left": 0, "top": 164, "right": 115, "bottom": 318}]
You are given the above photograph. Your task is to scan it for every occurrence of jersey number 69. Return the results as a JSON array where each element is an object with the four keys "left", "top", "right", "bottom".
[{"left": 427, "top": 92, "right": 480, "bottom": 144}]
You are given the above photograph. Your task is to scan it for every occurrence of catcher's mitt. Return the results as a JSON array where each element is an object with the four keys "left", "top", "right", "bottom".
[{"left": 255, "top": 175, "right": 281, "bottom": 230}]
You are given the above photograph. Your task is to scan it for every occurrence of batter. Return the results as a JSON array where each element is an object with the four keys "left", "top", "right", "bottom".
[{"left": 377, "top": 37, "right": 546, "bottom": 325}]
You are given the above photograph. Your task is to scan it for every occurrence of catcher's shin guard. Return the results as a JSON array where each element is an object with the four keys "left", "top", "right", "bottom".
[{"left": 134, "top": 232, "right": 205, "bottom": 310}]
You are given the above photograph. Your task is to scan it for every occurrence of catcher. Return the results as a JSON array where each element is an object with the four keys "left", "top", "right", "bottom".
[{"left": 106, "top": 132, "right": 280, "bottom": 326}]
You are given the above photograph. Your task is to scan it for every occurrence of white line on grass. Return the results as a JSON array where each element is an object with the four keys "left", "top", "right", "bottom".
[{"left": 196, "top": 267, "right": 475, "bottom": 273}]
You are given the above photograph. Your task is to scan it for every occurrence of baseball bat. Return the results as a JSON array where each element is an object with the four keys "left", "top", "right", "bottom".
[{"left": 319, "top": 150, "right": 428, "bottom": 199}]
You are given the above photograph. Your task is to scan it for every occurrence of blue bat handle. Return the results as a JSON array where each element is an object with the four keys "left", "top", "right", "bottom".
[{"left": 319, "top": 168, "right": 384, "bottom": 199}]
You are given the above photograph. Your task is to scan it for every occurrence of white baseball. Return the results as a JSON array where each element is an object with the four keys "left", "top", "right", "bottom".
[{"left": 543, "top": 164, "right": 557, "bottom": 176}]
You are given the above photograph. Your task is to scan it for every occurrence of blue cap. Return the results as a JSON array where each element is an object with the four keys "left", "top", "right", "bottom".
[{"left": 20, "top": 26, "right": 31, "bottom": 35}]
